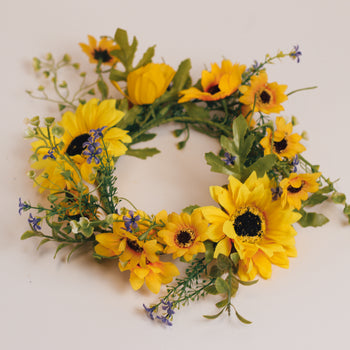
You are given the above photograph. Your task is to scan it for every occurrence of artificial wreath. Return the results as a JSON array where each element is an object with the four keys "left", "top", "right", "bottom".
[{"left": 19, "top": 28, "right": 350, "bottom": 325}]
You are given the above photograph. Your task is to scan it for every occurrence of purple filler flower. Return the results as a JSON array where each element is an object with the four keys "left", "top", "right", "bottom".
[
  {"left": 123, "top": 211, "right": 140, "bottom": 232},
  {"left": 161, "top": 299, "right": 175, "bottom": 317},
  {"left": 89, "top": 127, "right": 106, "bottom": 140},
  {"left": 28, "top": 213, "right": 41, "bottom": 231},
  {"left": 43, "top": 149, "right": 56, "bottom": 160},
  {"left": 143, "top": 304, "right": 156, "bottom": 320},
  {"left": 290, "top": 45, "right": 302, "bottom": 63},
  {"left": 82, "top": 139, "right": 103, "bottom": 164},
  {"left": 291, "top": 155, "right": 299, "bottom": 173},
  {"left": 156, "top": 315, "right": 173, "bottom": 326},
  {"left": 223, "top": 152, "right": 236, "bottom": 166},
  {"left": 18, "top": 198, "right": 30, "bottom": 215}
]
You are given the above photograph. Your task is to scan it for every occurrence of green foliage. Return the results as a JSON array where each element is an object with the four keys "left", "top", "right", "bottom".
[
  {"left": 21, "top": 231, "right": 41, "bottom": 240},
  {"left": 110, "top": 28, "right": 156, "bottom": 80},
  {"left": 126, "top": 147, "right": 160, "bottom": 159},
  {"left": 298, "top": 210, "right": 329, "bottom": 227},
  {"left": 205, "top": 152, "right": 239, "bottom": 177},
  {"left": 182, "top": 205, "right": 200, "bottom": 215}
]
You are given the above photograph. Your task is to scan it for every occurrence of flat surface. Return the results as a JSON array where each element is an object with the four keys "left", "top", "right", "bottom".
[{"left": 2, "top": 0, "right": 350, "bottom": 349}]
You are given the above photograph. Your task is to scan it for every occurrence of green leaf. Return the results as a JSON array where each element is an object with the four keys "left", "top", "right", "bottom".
[
  {"left": 343, "top": 204, "right": 350, "bottom": 216},
  {"left": 215, "top": 298, "right": 229, "bottom": 308},
  {"left": 177, "top": 141, "right": 186, "bottom": 150},
  {"left": 109, "top": 68, "right": 127, "bottom": 82},
  {"left": 132, "top": 133, "right": 157, "bottom": 144},
  {"left": 215, "top": 277, "right": 229, "bottom": 294},
  {"left": 303, "top": 192, "right": 329, "bottom": 207},
  {"left": 227, "top": 275, "right": 239, "bottom": 296},
  {"left": 217, "top": 254, "right": 232, "bottom": 271},
  {"left": 37, "top": 238, "right": 51, "bottom": 250},
  {"left": 135, "top": 45, "right": 156, "bottom": 69},
  {"left": 244, "top": 154, "right": 277, "bottom": 180},
  {"left": 331, "top": 192, "right": 346, "bottom": 204},
  {"left": 204, "top": 284, "right": 219, "bottom": 295},
  {"left": 230, "top": 252, "right": 240, "bottom": 267},
  {"left": 126, "top": 147, "right": 160, "bottom": 159},
  {"left": 233, "top": 275, "right": 259, "bottom": 286},
  {"left": 203, "top": 307, "right": 225, "bottom": 320},
  {"left": 205, "top": 152, "right": 240, "bottom": 178},
  {"left": 112, "top": 28, "right": 138, "bottom": 71},
  {"left": 173, "top": 128, "right": 185, "bottom": 138},
  {"left": 182, "top": 205, "right": 200, "bottom": 215},
  {"left": 203, "top": 240, "right": 214, "bottom": 264},
  {"left": 185, "top": 103, "right": 210, "bottom": 120},
  {"left": 54, "top": 243, "right": 69, "bottom": 258},
  {"left": 58, "top": 104, "right": 66, "bottom": 111},
  {"left": 116, "top": 105, "right": 142, "bottom": 130},
  {"left": 298, "top": 211, "right": 329, "bottom": 227},
  {"left": 235, "top": 309, "right": 252, "bottom": 324},
  {"left": 97, "top": 79, "right": 108, "bottom": 100},
  {"left": 21, "top": 231, "right": 40, "bottom": 240},
  {"left": 171, "top": 58, "right": 192, "bottom": 92},
  {"left": 209, "top": 265, "right": 223, "bottom": 278},
  {"left": 232, "top": 115, "right": 248, "bottom": 148},
  {"left": 220, "top": 135, "right": 238, "bottom": 156}
]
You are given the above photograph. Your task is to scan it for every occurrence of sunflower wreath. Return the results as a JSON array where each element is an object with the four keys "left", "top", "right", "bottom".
[{"left": 20, "top": 28, "right": 350, "bottom": 326}]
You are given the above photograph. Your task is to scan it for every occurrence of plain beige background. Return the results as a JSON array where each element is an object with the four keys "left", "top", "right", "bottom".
[{"left": 1, "top": 0, "right": 350, "bottom": 349}]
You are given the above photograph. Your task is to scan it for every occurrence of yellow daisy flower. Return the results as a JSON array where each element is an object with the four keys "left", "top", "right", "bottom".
[
  {"left": 79, "top": 35, "right": 119, "bottom": 66},
  {"left": 59, "top": 98, "right": 131, "bottom": 182},
  {"left": 125, "top": 261, "right": 180, "bottom": 294},
  {"left": 125, "top": 63, "right": 175, "bottom": 105},
  {"left": 260, "top": 116, "right": 306, "bottom": 160},
  {"left": 239, "top": 71, "right": 287, "bottom": 114},
  {"left": 179, "top": 60, "right": 246, "bottom": 103},
  {"left": 280, "top": 172, "right": 321, "bottom": 210},
  {"left": 200, "top": 172, "right": 301, "bottom": 281},
  {"left": 158, "top": 210, "right": 208, "bottom": 262}
]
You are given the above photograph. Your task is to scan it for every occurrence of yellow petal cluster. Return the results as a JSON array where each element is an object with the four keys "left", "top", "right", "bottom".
[
  {"left": 280, "top": 172, "right": 321, "bottom": 209},
  {"left": 260, "top": 116, "right": 306, "bottom": 160},
  {"left": 158, "top": 210, "right": 208, "bottom": 261},
  {"left": 179, "top": 60, "right": 246, "bottom": 103},
  {"left": 79, "top": 35, "right": 119, "bottom": 66},
  {"left": 95, "top": 210, "right": 179, "bottom": 293},
  {"left": 200, "top": 172, "right": 301, "bottom": 281},
  {"left": 59, "top": 99, "right": 131, "bottom": 182},
  {"left": 239, "top": 71, "right": 287, "bottom": 114}
]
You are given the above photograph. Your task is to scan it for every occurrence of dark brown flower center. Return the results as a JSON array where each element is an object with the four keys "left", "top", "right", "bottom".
[
  {"left": 234, "top": 210, "right": 262, "bottom": 238},
  {"left": 175, "top": 228, "right": 195, "bottom": 248},
  {"left": 260, "top": 90, "right": 271, "bottom": 104},
  {"left": 274, "top": 138, "right": 288, "bottom": 153},
  {"left": 207, "top": 84, "right": 220, "bottom": 95},
  {"left": 66, "top": 133, "right": 90, "bottom": 156},
  {"left": 287, "top": 184, "right": 303, "bottom": 193},
  {"left": 93, "top": 49, "right": 112, "bottom": 63},
  {"left": 127, "top": 239, "right": 143, "bottom": 253}
]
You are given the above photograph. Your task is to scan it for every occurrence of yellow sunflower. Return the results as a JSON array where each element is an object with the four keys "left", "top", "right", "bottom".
[
  {"left": 239, "top": 71, "right": 288, "bottom": 114},
  {"left": 200, "top": 172, "right": 301, "bottom": 281},
  {"left": 178, "top": 60, "right": 246, "bottom": 103},
  {"left": 260, "top": 116, "right": 306, "bottom": 160},
  {"left": 280, "top": 172, "right": 321, "bottom": 210},
  {"left": 59, "top": 98, "right": 131, "bottom": 182},
  {"left": 158, "top": 210, "right": 208, "bottom": 261},
  {"left": 95, "top": 210, "right": 167, "bottom": 269},
  {"left": 124, "top": 261, "right": 180, "bottom": 294},
  {"left": 79, "top": 35, "right": 119, "bottom": 66}
]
